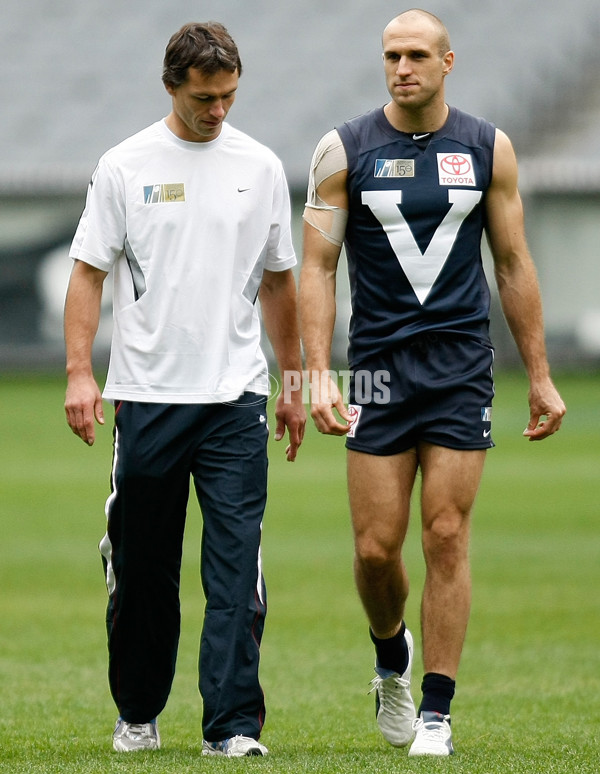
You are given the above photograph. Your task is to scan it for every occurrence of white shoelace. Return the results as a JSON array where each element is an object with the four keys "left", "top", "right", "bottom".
[
  {"left": 123, "top": 722, "right": 152, "bottom": 739},
  {"left": 369, "top": 674, "right": 411, "bottom": 711},
  {"left": 413, "top": 717, "right": 450, "bottom": 740}
]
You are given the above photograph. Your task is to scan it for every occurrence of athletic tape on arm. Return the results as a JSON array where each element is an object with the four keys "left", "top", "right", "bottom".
[{"left": 303, "top": 130, "right": 349, "bottom": 246}]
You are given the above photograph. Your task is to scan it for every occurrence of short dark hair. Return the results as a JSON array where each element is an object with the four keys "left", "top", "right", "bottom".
[{"left": 162, "top": 22, "right": 242, "bottom": 88}]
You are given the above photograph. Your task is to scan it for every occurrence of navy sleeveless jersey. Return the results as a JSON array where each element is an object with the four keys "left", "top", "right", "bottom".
[{"left": 336, "top": 106, "right": 496, "bottom": 368}]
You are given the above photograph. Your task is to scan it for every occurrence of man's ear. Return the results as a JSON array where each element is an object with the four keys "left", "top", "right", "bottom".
[{"left": 442, "top": 50, "right": 455, "bottom": 76}]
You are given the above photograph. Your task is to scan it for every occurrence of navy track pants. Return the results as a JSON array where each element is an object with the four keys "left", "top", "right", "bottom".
[{"left": 99, "top": 394, "right": 269, "bottom": 741}]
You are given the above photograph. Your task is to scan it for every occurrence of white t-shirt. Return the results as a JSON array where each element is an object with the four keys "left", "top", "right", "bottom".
[{"left": 70, "top": 120, "right": 296, "bottom": 403}]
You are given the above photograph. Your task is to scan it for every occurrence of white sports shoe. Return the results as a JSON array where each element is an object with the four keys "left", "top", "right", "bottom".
[
  {"left": 408, "top": 711, "right": 454, "bottom": 756},
  {"left": 368, "top": 628, "right": 416, "bottom": 747},
  {"left": 112, "top": 718, "right": 160, "bottom": 752},
  {"left": 202, "top": 735, "right": 268, "bottom": 757}
]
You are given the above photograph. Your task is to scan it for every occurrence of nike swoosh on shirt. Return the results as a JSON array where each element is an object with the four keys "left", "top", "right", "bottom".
[{"left": 413, "top": 133, "right": 431, "bottom": 140}]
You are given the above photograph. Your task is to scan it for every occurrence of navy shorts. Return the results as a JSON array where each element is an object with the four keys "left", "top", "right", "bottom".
[{"left": 345, "top": 334, "right": 495, "bottom": 455}]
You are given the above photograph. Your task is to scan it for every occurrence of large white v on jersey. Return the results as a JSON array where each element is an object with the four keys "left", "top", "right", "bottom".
[{"left": 361, "top": 189, "right": 482, "bottom": 304}]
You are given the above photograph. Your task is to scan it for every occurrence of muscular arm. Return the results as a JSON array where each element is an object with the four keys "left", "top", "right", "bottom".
[
  {"left": 64, "top": 260, "right": 108, "bottom": 445},
  {"left": 259, "top": 268, "right": 306, "bottom": 461},
  {"left": 299, "top": 167, "right": 352, "bottom": 435},
  {"left": 485, "top": 129, "right": 566, "bottom": 440}
]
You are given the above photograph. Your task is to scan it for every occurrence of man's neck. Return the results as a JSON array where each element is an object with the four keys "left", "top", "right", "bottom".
[{"left": 383, "top": 101, "right": 449, "bottom": 135}]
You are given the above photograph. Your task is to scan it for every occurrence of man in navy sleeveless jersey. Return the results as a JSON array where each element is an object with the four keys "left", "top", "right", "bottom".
[{"left": 300, "top": 9, "right": 565, "bottom": 757}]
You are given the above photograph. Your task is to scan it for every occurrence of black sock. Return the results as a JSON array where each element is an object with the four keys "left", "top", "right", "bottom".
[
  {"left": 418, "top": 672, "right": 456, "bottom": 717},
  {"left": 370, "top": 621, "right": 409, "bottom": 675}
]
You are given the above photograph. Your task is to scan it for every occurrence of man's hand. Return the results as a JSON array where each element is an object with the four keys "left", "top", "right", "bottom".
[
  {"left": 309, "top": 371, "right": 351, "bottom": 436},
  {"left": 273, "top": 389, "right": 306, "bottom": 462},
  {"left": 65, "top": 373, "right": 105, "bottom": 446},
  {"left": 523, "top": 378, "right": 566, "bottom": 441}
]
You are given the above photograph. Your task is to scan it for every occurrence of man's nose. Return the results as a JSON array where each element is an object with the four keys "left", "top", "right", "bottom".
[
  {"left": 210, "top": 100, "right": 226, "bottom": 118},
  {"left": 396, "top": 56, "right": 412, "bottom": 75}
]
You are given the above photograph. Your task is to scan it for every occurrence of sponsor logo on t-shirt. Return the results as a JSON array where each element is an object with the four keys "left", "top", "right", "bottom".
[
  {"left": 437, "top": 154, "right": 476, "bottom": 186},
  {"left": 374, "top": 159, "right": 415, "bottom": 178},
  {"left": 143, "top": 183, "right": 186, "bottom": 203}
]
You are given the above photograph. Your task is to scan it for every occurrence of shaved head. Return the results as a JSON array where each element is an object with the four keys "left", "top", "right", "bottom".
[{"left": 384, "top": 9, "right": 451, "bottom": 57}]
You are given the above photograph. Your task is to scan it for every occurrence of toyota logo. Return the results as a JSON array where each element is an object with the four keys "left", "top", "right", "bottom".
[{"left": 440, "top": 154, "right": 472, "bottom": 175}]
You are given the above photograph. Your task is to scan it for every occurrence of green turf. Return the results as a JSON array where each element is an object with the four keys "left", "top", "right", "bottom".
[{"left": 0, "top": 370, "right": 598, "bottom": 772}]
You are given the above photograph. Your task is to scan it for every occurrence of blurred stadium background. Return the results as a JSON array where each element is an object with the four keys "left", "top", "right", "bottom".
[{"left": 2, "top": 0, "right": 600, "bottom": 371}]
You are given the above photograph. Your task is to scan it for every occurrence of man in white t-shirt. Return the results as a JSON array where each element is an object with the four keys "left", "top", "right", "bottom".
[{"left": 64, "top": 22, "right": 305, "bottom": 758}]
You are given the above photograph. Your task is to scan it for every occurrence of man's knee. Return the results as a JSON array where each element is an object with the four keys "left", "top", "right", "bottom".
[
  {"left": 355, "top": 534, "right": 401, "bottom": 575},
  {"left": 422, "top": 510, "right": 470, "bottom": 570}
]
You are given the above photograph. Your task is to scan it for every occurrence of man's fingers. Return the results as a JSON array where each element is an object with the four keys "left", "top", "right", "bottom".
[
  {"left": 523, "top": 411, "right": 563, "bottom": 441},
  {"left": 310, "top": 404, "right": 350, "bottom": 436}
]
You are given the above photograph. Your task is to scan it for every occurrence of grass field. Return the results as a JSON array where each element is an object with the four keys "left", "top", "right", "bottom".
[{"left": 0, "top": 370, "right": 598, "bottom": 773}]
